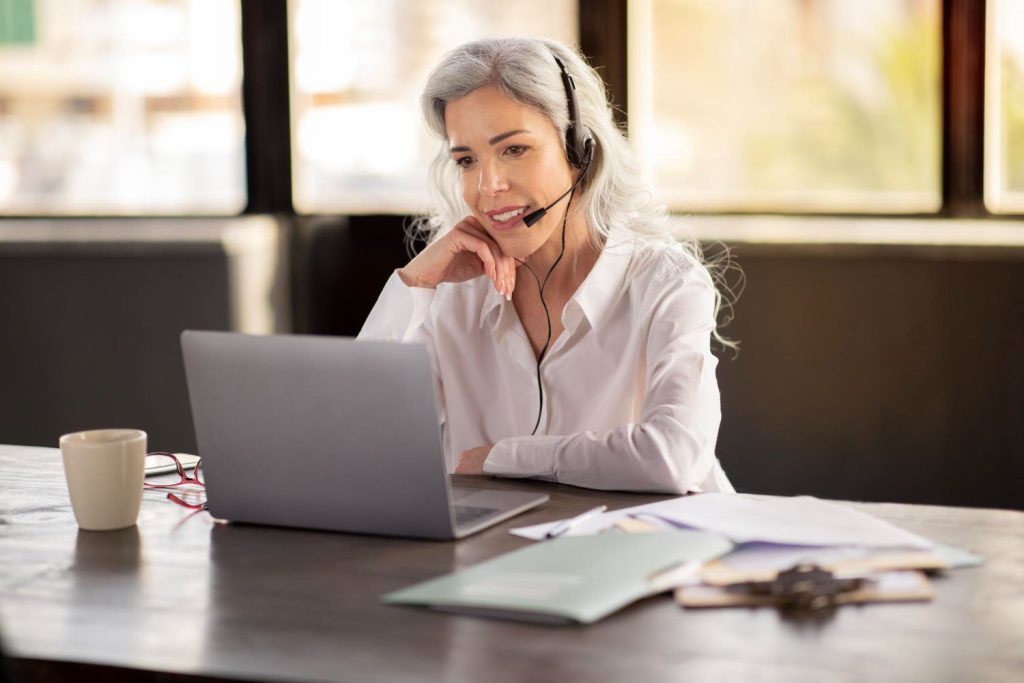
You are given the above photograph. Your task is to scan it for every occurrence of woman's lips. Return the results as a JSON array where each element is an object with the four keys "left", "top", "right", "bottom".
[{"left": 486, "top": 206, "right": 528, "bottom": 230}]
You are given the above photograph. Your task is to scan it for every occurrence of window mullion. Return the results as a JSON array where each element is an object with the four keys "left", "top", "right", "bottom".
[
  {"left": 241, "top": 0, "right": 294, "bottom": 215},
  {"left": 942, "top": 0, "right": 987, "bottom": 216},
  {"left": 578, "top": 0, "right": 629, "bottom": 130}
]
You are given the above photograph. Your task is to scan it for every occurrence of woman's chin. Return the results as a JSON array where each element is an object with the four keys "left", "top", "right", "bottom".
[
  {"left": 492, "top": 234, "right": 536, "bottom": 261},
  {"left": 511, "top": 246, "right": 545, "bottom": 264}
]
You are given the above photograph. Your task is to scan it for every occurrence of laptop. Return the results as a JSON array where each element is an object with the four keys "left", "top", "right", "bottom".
[{"left": 180, "top": 331, "right": 548, "bottom": 540}]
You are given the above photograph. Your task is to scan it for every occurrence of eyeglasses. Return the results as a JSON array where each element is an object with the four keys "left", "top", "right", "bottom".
[{"left": 145, "top": 452, "right": 206, "bottom": 510}]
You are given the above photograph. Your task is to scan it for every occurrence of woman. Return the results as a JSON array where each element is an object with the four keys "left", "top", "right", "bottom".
[{"left": 359, "top": 37, "right": 735, "bottom": 494}]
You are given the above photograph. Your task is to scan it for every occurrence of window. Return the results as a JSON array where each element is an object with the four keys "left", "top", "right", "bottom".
[
  {"left": 628, "top": 0, "right": 942, "bottom": 213},
  {"left": 1, "top": 1, "right": 1018, "bottom": 219},
  {"left": 288, "top": 0, "right": 577, "bottom": 215},
  {"left": 0, "top": 0, "right": 245, "bottom": 215},
  {"left": 985, "top": 0, "right": 1024, "bottom": 213}
]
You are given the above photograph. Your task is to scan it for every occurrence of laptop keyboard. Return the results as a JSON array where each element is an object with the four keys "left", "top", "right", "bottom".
[{"left": 454, "top": 505, "right": 499, "bottom": 526}]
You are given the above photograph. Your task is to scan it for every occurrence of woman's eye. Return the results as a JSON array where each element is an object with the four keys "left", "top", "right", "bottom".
[
  {"left": 505, "top": 145, "right": 528, "bottom": 157},
  {"left": 455, "top": 156, "right": 474, "bottom": 169}
]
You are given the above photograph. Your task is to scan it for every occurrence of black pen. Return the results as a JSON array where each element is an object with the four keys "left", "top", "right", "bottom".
[{"left": 544, "top": 505, "right": 608, "bottom": 539}]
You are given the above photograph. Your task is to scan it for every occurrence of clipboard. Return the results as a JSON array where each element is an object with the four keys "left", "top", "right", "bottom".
[{"left": 676, "top": 569, "right": 934, "bottom": 608}]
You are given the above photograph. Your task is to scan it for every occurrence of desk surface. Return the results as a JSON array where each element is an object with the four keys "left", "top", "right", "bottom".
[{"left": 1, "top": 444, "right": 1022, "bottom": 683}]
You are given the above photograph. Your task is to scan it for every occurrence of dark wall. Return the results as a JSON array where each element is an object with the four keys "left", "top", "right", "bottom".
[
  {"left": 296, "top": 217, "right": 1023, "bottom": 510},
  {"left": 0, "top": 246, "right": 231, "bottom": 452},
  {"left": 715, "top": 247, "right": 1024, "bottom": 510},
  {"left": 292, "top": 215, "right": 414, "bottom": 336}
]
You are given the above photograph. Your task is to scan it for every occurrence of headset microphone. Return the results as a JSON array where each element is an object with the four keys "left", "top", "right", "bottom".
[{"left": 522, "top": 140, "right": 593, "bottom": 228}]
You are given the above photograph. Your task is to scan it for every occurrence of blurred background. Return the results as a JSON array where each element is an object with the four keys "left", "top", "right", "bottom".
[{"left": 0, "top": 0, "right": 1020, "bottom": 509}]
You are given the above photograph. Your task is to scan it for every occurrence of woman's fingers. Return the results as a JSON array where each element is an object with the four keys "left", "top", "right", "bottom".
[
  {"left": 498, "top": 253, "right": 515, "bottom": 299},
  {"left": 506, "top": 254, "right": 517, "bottom": 296},
  {"left": 494, "top": 252, "right": 515, "bottom": 299},
  {"left": 448, "top": 216, "right": 521, "bottom": 300},
  {"left": 470, "top": 219, "right": 517, "bottom": 299},
  {"left": 463, "top": 235, "right": 498, "bottom": 285},
  {"left": 455, "top": 217, "right": 514, "bottom": 298}
]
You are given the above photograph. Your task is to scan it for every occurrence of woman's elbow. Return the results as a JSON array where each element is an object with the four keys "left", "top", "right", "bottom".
[{"left": 632, "top": 419, "right": 714, "bottom": 494}]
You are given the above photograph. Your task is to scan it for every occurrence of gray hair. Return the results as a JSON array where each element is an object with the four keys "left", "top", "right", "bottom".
[{"left": 412, "top": 37, "right": 740, "bottom": 351}]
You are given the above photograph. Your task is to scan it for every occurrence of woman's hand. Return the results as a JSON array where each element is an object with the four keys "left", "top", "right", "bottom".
[
  {"left": 398, "top": 216, "right": 517, "bottom": 298},
  {"left": 454, "top": 444, "right": 493, "bottom": 475}
]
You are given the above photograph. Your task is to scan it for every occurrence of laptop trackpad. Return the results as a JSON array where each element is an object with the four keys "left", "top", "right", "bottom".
[
  {"left": 449, "top": 487, "right": 549, "bottom": 536},
  {"left": 450, "top": 487, "right": 478, "bottom": 502}
]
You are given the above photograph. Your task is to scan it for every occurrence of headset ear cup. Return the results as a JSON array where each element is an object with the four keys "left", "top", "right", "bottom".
[
  {"left": 580, "top": 132, "right": 594, "bottom": 167},
  {"left": 567, "top": 129, "right": 593, "bottom": 169},
  {"left": 567, "top": 126, "right": 590, "bottom": 169}
]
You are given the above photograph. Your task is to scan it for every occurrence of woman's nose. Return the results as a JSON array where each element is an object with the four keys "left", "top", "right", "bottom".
[{"left": 478, "top": 159, "right": 509, "bottom": 196}]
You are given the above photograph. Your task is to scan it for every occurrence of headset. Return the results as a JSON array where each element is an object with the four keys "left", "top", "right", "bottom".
[
  {"left": 517, "top": 51, "right": 596, "bottom": 436},
  {"left": 522, "top": 55, "right": 595, "bottom": 228}
]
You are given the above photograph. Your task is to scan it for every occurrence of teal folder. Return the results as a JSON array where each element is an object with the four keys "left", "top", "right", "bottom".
[{"left": 382, "top": 530, "right": 732, "bottom": 624}]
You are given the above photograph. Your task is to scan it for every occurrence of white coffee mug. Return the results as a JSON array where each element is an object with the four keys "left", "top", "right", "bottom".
[{"left": 59, "top": 429, "right": 147, "bottom": 531}]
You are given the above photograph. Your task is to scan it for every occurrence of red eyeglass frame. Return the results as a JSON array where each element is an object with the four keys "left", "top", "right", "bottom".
[{"left": 145, "top": 452, "right": 206, "bottom": 510}]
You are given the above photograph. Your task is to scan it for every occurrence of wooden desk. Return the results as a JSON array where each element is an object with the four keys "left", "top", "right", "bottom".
[{"left": 1, "top": 445, "right": 1021, "bottom": 682}]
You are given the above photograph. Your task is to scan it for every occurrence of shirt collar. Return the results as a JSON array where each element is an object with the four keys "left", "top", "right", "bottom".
[
  {"left": 479, "top": 232, "right": 636, "bottom": 333},
  {"left": 571, "top": 233, "right": 634, "bottom": 331}
]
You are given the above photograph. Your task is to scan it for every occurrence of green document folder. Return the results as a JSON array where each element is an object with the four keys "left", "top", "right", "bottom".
[{"left": 382, "top": 530, "right": 732, "bottom": 624}]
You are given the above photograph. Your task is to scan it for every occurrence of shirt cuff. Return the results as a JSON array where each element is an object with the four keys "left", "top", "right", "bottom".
[
  {"left": 484, "top": 435, "right": 562, "bottom": 479},
  {"left": 404, "top": 282, "right": 436, "bottom": 341}
]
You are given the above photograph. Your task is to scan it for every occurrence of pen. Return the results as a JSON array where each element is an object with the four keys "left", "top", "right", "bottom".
[{"left": 544, "top": 505, "right": 608, "bottom": 539}]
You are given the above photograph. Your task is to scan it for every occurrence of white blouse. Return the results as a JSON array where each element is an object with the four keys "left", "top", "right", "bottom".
[{"left": 357, "top": 235, "right": 734, "bottom": 495}]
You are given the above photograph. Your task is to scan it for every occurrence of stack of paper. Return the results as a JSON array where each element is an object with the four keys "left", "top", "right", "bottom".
[
  {"left": 383, "top": 494, "right": 982, "bottom": 622},
  {"left": 511, "top": 494, "right": 982, "bottom": 609},
  {"left": 512, "top": 494, "right": 932, "bottom": 547}
]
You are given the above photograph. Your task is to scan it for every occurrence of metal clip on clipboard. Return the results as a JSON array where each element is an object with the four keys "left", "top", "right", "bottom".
[{"left": 726, "top": 563, "right": 865, "bottom": 611}]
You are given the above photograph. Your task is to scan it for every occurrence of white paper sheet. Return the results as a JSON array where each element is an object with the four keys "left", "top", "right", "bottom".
[
  {"left": 511, "top": 493, "right": 934, "bottom": 549},
  {"left": 712, "top": 543, "right": 921, "bottom": 573}
]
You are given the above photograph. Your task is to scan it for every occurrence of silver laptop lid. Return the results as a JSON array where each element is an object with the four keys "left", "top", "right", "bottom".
[{"left": 181, "top": 331, "right": 457, "bottom": 539}]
